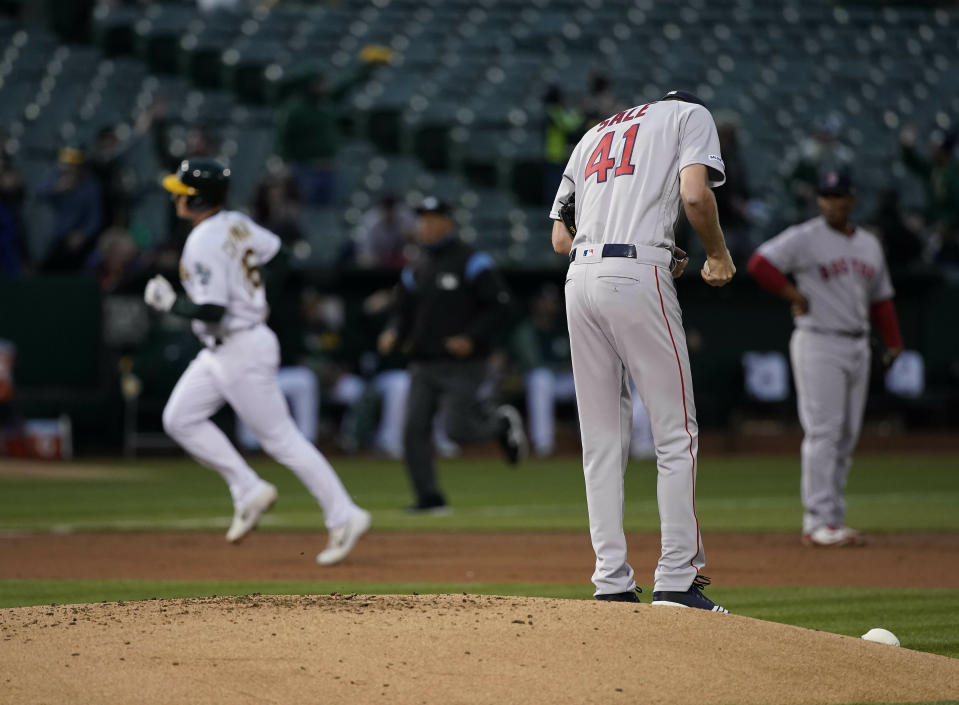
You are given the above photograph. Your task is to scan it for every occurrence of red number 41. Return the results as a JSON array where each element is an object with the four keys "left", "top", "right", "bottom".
[{"left": 584, "top": 124, "right": 639, "bottom": 183}]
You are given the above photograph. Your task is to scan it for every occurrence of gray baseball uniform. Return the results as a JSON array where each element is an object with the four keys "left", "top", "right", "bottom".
[
  {"left": 550, "top": 100, "right": 725, "bottom": 596},
  {"left": 757, "top": 218, "right": 894, "bottom": 534}
]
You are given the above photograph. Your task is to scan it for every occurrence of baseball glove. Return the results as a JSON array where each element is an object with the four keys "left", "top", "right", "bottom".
[
  {"left": 869, "top": 337, "right": 896, "bottom": 383},
  {"left": 558, "top": 193, "right": 576, "bottom": 236}
]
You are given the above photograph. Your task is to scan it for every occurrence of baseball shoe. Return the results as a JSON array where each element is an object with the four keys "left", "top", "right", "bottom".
[
  {"left": 225, "top": 481, "right": 278, "bottom": 543},
  {"left": 317, "top": 508, "right": 371, "bottom": 566},
  {"left": 802, "top": 525, "right": 865, "bottom": 547},
  {"left": 595, "top": 588, "right": 642, "bottom": 603},
  {"left": 496, "top": 405, "right": 528, "bottom": 465},
  {"left": 652, "top": 575, "right": 729, "bottom": 613}
]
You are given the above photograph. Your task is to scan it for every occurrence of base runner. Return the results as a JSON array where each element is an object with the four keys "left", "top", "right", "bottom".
[{"left": 144, "top": 158, "right": 370, "bottom": 565}]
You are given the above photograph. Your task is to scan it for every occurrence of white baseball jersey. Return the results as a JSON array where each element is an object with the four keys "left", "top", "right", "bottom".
[
  {"left": 179, "top": 210, "right": 281, "bottom": 345},
  {"left": 550, "top": 100, "right": 725, "bottom": 250},
  {"left": 757, "top": 217, "right": 894, "bottom": 334}
]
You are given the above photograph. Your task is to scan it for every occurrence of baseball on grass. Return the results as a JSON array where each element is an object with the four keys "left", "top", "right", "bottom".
[{"left": 861, "top": 628, "right": 900, "bottom": 647}]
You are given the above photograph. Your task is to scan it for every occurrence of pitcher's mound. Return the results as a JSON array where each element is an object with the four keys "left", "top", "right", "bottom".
[{"left": 1, "top": 594, "right": 956, "bottom": 705}]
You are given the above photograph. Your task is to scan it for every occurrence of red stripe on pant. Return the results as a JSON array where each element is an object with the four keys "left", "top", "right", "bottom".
[{"left": 654, "top": 267, "right": 701, "bottom": 569}]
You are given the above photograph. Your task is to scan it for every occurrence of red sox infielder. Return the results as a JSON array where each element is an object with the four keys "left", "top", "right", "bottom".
[
  {"left": 748, "top": 170, "right": 902, "bottom": 547},
  {"left": 144, "top": 158, "right": 370, "bottom": 565},
  {"left": 550, "top": 90, "right": 735, "bottom": 610}
]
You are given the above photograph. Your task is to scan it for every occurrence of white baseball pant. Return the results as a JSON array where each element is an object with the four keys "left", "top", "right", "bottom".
[
  {"left": 162, "top": 324, "right": 359, "bottom": 528},
  {"left": 790, "top": 329, "right": 870, "bottom": 534},
  {"left": 565, "top": 248, "right": 704, "bottom": 595},
  {"left": 237, "top": 366, "right": 319, "bottom": 450},
  {"left": 525, "top": 369, "right": 655, "bottom": 459}
]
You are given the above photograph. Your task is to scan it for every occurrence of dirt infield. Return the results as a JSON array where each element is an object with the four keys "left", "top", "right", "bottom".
[
  {"left": 2, "top": 594, "right": 957, "bottom": 705},
  {"left": 2, "top": 530, "right": 959, "bottom": 587},
  {"left": 3, "top": 532, "right": 959, "bottom": 704}
]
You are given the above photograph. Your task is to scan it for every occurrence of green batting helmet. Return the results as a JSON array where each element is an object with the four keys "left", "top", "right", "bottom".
[{"left": 162, "top": 157, "right": 230, "bottom": 210}]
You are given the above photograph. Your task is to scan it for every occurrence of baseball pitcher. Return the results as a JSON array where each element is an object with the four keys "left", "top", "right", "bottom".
[
  {"left": 144, "top": 158, "right": 370, "bottom": 565},
  {"left": 551, "top": 91, "right": 734, "bottom": 611}
]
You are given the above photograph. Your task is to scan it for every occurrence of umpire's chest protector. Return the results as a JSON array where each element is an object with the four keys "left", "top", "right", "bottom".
[{"left": 412, "top": 240, "right": 480, "bottom": 323}]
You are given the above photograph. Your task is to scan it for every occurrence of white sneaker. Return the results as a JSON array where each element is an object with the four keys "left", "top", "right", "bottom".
[
  {"left": 802, "top": 524, "right": 864, "bottom": 547},
  {"left": 837, "top": 525, "right": 865, "bottom": 545},
  {"left": 317, "top": 508, "right": 371, "bottom": 566},
  {"left": 225, "top": 481, "right": 278, "bottom": 543}
]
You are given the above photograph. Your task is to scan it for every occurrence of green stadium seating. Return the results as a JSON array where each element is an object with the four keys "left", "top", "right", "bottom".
[{"left": 4, "top": 0, "right": 957, "bottom": 267}]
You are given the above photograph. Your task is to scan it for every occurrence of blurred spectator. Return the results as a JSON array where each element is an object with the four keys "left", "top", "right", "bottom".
[
  {"left": 298, "top": 289, "right": 368, "bottom": 448},
  {"left": 714, "top": 116, "right": 754, "bottom": 262},
  {"left": 0, "top": 136, "right": 26, "bottom": 275},
  {"left": 197, "top": 0, "right": 248, "bottom": 11},
  {"left": 137, "top": 96, "right": 218, "bottom": 171},
  {"left": 542, "top": 85, "right": 584, "bottom": 203},
  {"left": 137, "top": 96, "right": 218, "bottom": 243},
  {"left": 867, "top": 188, "right": 925, "bottom": 271},
  {"left": 785, "top": 114, "right": 853, "bottom": 220},
  {"left": 0, "top": 200, "right": 19, "bottom": 277},
  {"left": 276, "top": 46, "right": 393, "bottom": 206},
  {"left": 250, "top": 169, "right": 304, "bottom": 246},
  {"left": 88, "top": 226, "right": 142, "bottom": 293},
  {"left": 89, "top": 125, "right": 134, "bottom": 229},
  {"left": 900, "top": 126, "right": 959, "bottom": 267},
  {"left": 582, "top": 72, "right": 623, "bottom": 129},
  {"left": 509, "top": 283, "right": 574, "bottom": 458},
  {"left": 352, "top": 194, "right": 415, "bottom": 268},
  {"left": 36, "top": 147, "right": 103, "bottom": 271}
]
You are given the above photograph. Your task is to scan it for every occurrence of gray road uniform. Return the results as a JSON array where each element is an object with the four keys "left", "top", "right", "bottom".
[
  {"left": 550, "top": 100, "right": 725, "bottom": 596},
  {"left": 757, "top": 218, "right": 894, "bottom": 535}
]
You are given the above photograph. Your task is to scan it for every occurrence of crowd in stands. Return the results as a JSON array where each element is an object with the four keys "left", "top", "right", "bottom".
[{"left": 0, "top": 61, "right": 955, "bottom": 282}]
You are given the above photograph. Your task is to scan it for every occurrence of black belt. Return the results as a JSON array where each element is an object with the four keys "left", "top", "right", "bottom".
[
  {"left": 568, "top": 244, "right": 636, "bottom": 262},
  {"left": 805, "top": 326, "right": 866, "bottom": 339},
  {"left": 209, "top": 324, "right": 260, "bottom": 348}
]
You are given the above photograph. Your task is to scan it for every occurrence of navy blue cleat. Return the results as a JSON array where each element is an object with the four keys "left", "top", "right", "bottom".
[
  {"left": 652, "top": 575, "right": 729, "bottom": 613},
  {"left": 595, "top": 588, "right": 642, "bottom": 603}
]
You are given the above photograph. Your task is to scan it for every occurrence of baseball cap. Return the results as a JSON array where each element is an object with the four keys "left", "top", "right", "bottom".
[
  {"left": 660, "top": 90, "right": 706, "bottom": 107},
  {"left": 415, "top": 196, "right": 453, "bottom": 217},
  {"left": 817, "top": 170, "right": 854, "bottom": 197}
]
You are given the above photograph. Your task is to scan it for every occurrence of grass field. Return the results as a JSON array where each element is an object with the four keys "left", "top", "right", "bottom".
[
  {"left": 2, "top": 453, "right": 958, "bottom": 666},
  {"left": 1, "top": 454, "right": 957, "bottom": 533}
]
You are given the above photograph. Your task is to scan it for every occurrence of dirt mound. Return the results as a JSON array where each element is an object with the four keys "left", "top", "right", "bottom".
[{"left": 1, "top": 594, "right": 956, "bottom": 705}]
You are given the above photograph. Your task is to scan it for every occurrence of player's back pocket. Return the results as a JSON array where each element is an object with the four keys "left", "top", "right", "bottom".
[{"left": 597, "top": 275, "right": 641, "bottom": 289}]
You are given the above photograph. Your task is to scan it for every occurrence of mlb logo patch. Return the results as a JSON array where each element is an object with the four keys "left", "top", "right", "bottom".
[{"left": 577, "top": 246, "right": 602, "bottom": 263}]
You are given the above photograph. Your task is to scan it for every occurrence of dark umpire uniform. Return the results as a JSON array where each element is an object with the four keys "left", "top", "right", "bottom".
[{"left": 378, "top": 197, "right": 528, "bottom": 512}]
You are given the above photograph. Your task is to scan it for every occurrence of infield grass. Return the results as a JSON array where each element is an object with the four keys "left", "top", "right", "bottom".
[{"left": 0, "top": 454, "right": 957, "bottom": 533}]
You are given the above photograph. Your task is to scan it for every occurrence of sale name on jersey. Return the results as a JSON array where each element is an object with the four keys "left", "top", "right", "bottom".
[{"left": 595, "top": 103, "right": 651, "bottom": 131}]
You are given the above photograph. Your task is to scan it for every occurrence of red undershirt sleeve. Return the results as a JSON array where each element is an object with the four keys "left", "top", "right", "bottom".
[
  {"left": 747, "top": 252, "right": 790, "bottom": 295},
  {"left": 870, "top": 298, "right": 903, "bottom": 350}
]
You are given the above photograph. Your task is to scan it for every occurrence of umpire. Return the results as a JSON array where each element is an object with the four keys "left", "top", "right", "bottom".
[{"left": 378, "top": 196, "right": 527, "bottom": 513}]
